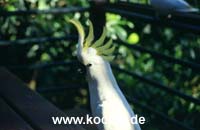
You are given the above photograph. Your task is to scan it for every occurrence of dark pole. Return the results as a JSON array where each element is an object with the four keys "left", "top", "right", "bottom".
[{"left": 89, "top": 0, "right": 107, "bottom": 39}]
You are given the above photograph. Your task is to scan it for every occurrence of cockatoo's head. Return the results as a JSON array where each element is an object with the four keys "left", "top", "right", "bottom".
[{"left": 69, "top": 19, "right": 115, "bottom": 67}]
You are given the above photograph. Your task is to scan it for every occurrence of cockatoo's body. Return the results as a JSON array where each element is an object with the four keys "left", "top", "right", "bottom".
[
  {"left": 150, "top": 0, "right": 198, "bottom": 14},
  {"left": 87, "top": 55, "right": 140, "bottom": 130},
  {"left": 69, "top": 19, "right": 141, "bottom": 130}
]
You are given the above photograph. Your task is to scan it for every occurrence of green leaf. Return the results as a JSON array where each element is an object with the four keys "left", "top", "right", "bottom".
[
  {"left": 127, "top": 32, "right": 140, "bottom": 44},
  {"left": 41, "top": 53, "right": 51, "bottom": 61}
]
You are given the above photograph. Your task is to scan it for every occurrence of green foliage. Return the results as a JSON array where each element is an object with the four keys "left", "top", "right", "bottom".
[
  {"left": 0, "top": 0, "right": 199, "bottom": 130},
  {"left": 105, "top": 3, "right": 200, "bottom": 128},
  {"left": 106, "top": 12, "right": 200, "bottom": 129}
]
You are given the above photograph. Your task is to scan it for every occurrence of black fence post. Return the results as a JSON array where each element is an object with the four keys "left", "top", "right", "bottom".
[{"left": 89, "top": 0, "right": 107, "bottom": 39}]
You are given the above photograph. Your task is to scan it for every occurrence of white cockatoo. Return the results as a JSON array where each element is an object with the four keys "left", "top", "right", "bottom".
[
  {"left": 150, "top": 0, "right": 199, "bottom": 15},
  {"left": 69, "top": 19, "right": 141, "bottom": 130}
]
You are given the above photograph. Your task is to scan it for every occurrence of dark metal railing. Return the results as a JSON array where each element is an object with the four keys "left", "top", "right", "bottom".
[
  {"left": 104, "top": 2, "right": 200, "bottom": 34},
  {"left": 7, "top": 60, "right": 200, "bottom": 106},
  {"left": 0, "top": 7, "right": 89, "bottom": 16},
  {"left": 116, "top": 40, "right": 200, "bottom": 72},
  {"left": 0, "top": 36, "right": 77, "bottom": 46},
  {"left": 2, "top": 36, "right": 199, "bottom": 72}
]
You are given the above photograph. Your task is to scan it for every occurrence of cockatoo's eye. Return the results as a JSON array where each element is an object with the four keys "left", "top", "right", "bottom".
[{"left": 86, "top": 63, "right": 92, "bottom": 67}]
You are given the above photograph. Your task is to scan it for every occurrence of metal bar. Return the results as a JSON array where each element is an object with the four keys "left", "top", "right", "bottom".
[
  {"left": 115, "top": 40, "right": 200, "bottom": 72},
  {"left": 0, "top": 7, "right": 89, "bottom": 16},
  {"left": 0, "top": 35, "right": 77, "bottom": 46},
  {"left": 6, "top": 61, "right": 80, "bottom": 70},
  {"left": 89, "top": 0, "right": 106, "bottom": 38},
  {"left": 37, "top": 84, "right": 87, "bottom": 93}
]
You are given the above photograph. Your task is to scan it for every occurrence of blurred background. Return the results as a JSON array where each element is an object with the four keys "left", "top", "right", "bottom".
[{"left": 0, "top": 0, "right": 199, "bottom": 130}]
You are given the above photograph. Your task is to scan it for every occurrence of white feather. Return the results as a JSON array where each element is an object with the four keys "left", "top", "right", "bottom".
[{"left": 87, "top": 57, "right": 141, "bottom": 130}]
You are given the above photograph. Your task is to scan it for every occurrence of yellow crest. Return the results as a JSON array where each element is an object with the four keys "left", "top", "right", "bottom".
[{"left": 69, "top": 19, "right": 115, "bottom": 61}]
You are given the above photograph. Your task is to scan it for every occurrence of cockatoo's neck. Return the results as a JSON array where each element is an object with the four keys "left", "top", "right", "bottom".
[
  {"left": 86, "top": 61, "right": 118, "bottom": 92},
  {"left": 86, "top": 61, "right": 141, "bottom": 130},
  {"left": 86, "top": 60, "right": 120, "bottom": 107}
]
